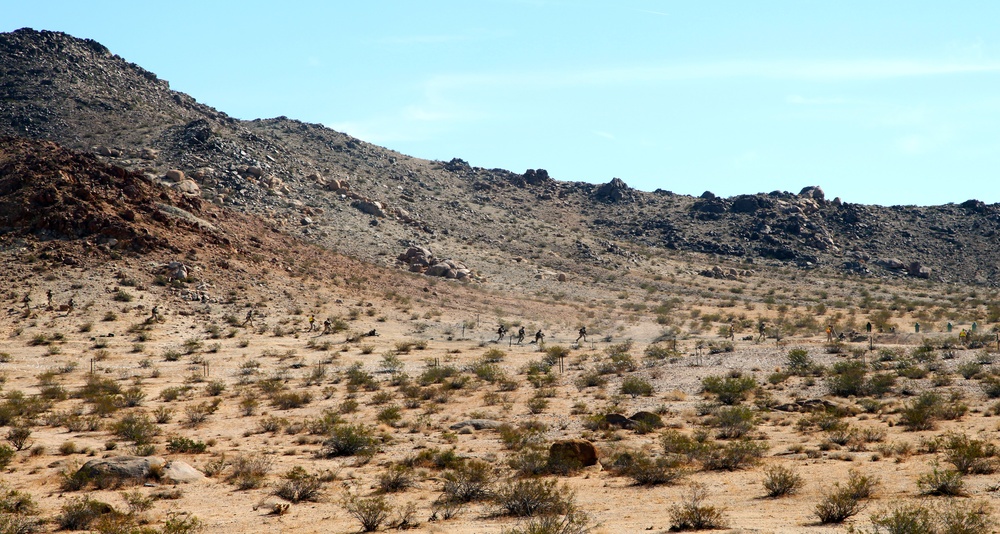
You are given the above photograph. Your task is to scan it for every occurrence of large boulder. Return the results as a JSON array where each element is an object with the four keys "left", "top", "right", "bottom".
[
  {"left": 799, "top": 185, "right": 825, "bottom": 202},
  {"left": 353, "top": 200, "right": 386, "bottom": 217},
  {"left": 549, "top": 439, "right": 598, "bottom": 467},
  {"left": 76, "top": 456, "right": 165, "bottom": 485},
  {"left": 160, "top": 460, "right": 205, "bottom": 483},
  {"left": 75, "top": 456, "right": 204, "bottom": 486},
  {"left": 173, "top": 180, "right": 201, "bottom": 196}
]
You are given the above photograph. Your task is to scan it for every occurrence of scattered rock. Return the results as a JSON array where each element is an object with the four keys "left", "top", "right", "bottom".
[
  {"left": 165, "top": 169, "right": 185, "bottom": 182},
  {"left": 604, "top": 413, "right": 635, "bottom": 429},
  {"left": 549, "top": 439, "right": 598, "bottom": 467},
  {"left": 629, "top": 411, "right": 664, "bottom": 428},
  {"left": 449, "top": 419, "right": 503, "bottom": 431}
]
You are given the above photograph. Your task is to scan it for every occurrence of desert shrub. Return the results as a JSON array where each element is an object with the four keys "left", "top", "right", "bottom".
[
  {"left": 957, "top": 361, "right": 983, "bottom": 380},
  {"left": 761, "top": 465, "right": 804, "bottom": 498},
  {"left": 0, "top": 486, "right": 37, "bottom": 517},
  {"left": 166, "top": 437, "right": 208, "bottom": 454},
  {"left": 865, "top": 503, "right": 934, "bottom": 534},
  {"left": 270, "top": 391, "right": 312, "bottom": 410},
  {"left": 376, "top": 405, "right": 402, "bottom": 426},
  {"left": 5, "top": 426, "right": 31, "bottom": 451},
  {"left": 57, "top": 496, "right": 116, "bottom": 530},
  {"left": 661, "top": 430, "right": 712, "bottom": 463},
  {"left": 644, "top": 344, "right": 676, "bottom": 361},
  {"left": 509, "top": 447, "right": 552, "bottom": 477},
  {"left": 827, "top": 360, "right": 867, "bottom": 397},
  {"left": 469, "top": 360, "right": 506, "bottom": 383},
  {"left": 620, "top": 376, "right": 654, "bottom": 398},
  {"left": 981, "top": 376, "right": 1000, "bottom": 398},
  {"left": 574, "top": 371, "right": 608, "bottom": 390},
  {"left": 814, "top": 487, "right": 864, "bottom": 524},
  {"left": 786, "top": 349, "right": 816, "bottom": 375},
  {"left": 320, "top": 424, "right": 379, "bottom": 458},
  {"left": 377, "top": 465, "right": 413, "bottom": 493},
  {"left": 492, "top": 478, "right": 574, "bottom": 517},
  {"left": 844, "top": 468, "right": 879, "bottom": 499},
  {"left": 418, "top": 365, "right": 459, "bottom": 386},
  {"left": 226, "top": 453, "right": 272, "bottom": 490},
  {"left": 442, "top": 460, "right": 496, "bottom": 503},
  {"left": 204, "top": 381, "right": 226, "bottom": 396},
  {"left": 702, "top": 439, "right": 768, "bottom": 471},
  {"left": 669, "top": 483, "right": 727, "bottom": 531},
  {"left": 866, "top": 373, "right": 897, "bottom": 398},
  {"left": 274, "top": 466, "right": 323, "bottom": 503},
  {"left": 917, "top": 463, "right": 965, "bottom": 496},
  {"left": 499, "top": 424, "right": 545, "bottom": 451},
  {"left": 701, "top": 374, "right": 756, "bottom": 405},
  {"left": 527, "top": 397, "right": 549, "bottom": 414},
  {"left": 622, "top": 451, "right": 686, "bottom": 486},
  {"left": 543, "top": 345, "right": 570, "bottom": 367},
  {"left": 900, "top": 391, "right": 944, "bottom": 431},
  {"left": 712, "top": 405, "right": 757, "bottom": 439},
  {"left": 864, "top": 500, "right": 995, "bottom": 534},
  {"left": 500, "top": 509, "right": 592, "bottom": 534},
  {"left": 943, "top": 433, "right": 997, "bottom": 474},
  {"left": 343, "top": 493, "right": 391, "bottom": 533},
  {"left": 111, "top": 413, "right": 158, "bottom": 445}
]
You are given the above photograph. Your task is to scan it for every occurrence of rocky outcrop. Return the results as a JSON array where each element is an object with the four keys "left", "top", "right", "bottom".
[
  {"left": 594, "top": 178, "right": 633, "bottom": 203},
  {"left": 397, "top": 246, "right": 474, "bottom": 280}
]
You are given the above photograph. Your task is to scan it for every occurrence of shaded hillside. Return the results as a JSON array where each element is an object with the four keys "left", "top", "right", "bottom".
[{"left": 2, "top": 28, "right": 1000, "bottom": 286}]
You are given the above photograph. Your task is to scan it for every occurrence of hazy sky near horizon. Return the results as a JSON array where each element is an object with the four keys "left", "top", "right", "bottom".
[{"left": 5, "top": 1, "right": 1000, "bottom": 206}]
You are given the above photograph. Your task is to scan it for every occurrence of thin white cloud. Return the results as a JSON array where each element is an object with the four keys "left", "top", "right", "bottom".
[{"left": 592, "top": 130, "right": 615, "bottom": 140}]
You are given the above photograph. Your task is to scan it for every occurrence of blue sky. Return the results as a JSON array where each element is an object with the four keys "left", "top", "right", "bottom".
[{"left": 5, "top": 1, "right": 1000, "bottom": 205}]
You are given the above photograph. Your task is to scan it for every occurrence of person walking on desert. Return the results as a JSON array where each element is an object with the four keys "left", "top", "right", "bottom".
[{"left": 576, "top": 326, "right": 587, "bottom": 344}]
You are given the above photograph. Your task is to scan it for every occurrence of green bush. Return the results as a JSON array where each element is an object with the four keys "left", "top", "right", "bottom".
[
  {"left": 701, "top": 374, "right": 756, "bottom": 405},
  {"left": 814, "top": 487, "right": 863, "bottom": 524},
  {"left": 442, "top": 460, "right": 496, "bottom": 503},
  {"left": 321, "top": 424, "right": 380, "bottom": 458},
  {"left": 761, "top": 465, "right": 803, "bottom": 498},
  {"left": 669, "top": 483, "right": 728, "bottom": 531},
  {"left": 166, "top": 437, "right": 208, "bottom": 454},
  {"left": 492, "top": 478, "right": 574, "bottom": 517},
  {"left": 712, "top": 405, "right": 757, "bottom": 439},
  {"left": 620, "top": 376, "right": 654, "bottom": 398},
  {"left": 226, "top": 453, "right": 272, "bottom": 490},
  {"left": 274, "top": 466, "right": 323, "bottom": 503},
  {"left": 943, "top": 433, "right": 997, "bottom": 474},
  {"left": 827, "top": 360, "right": 867, "bottom": 397},
  {"left": 622, "top": 451, "right": 686, "bottom": 486},
  {"left": 57, "top": 496, "right": 116, "bottom": 530},
  {"left": 342, "top": 493, "right": 391, "bottom": 533},
  {"left": 900, "top": 391, "right": 944, "bottom": 431},
  {"left": 111, "top": 413, "right": 158, "bottom": 445},
  {"left": 917, "top": 463, "right": 965, "bottom": 496},
  {"left": 702, "top": 439, "right": 768, "bottom": 471}
]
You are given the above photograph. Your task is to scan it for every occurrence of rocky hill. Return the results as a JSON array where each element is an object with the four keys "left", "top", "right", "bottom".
[{"left": 2, "top": 27, "right": 1000, "bottom": 286}]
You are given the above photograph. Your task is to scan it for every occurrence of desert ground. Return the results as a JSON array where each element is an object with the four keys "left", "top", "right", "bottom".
[{"left": 1, "top": 243, "right": 999, "bottom": 534}]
